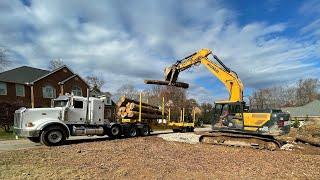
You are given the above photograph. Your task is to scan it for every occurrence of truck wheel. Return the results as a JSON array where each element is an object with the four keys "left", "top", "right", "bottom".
[
  {"left": 140, "top": 125, "right": 150, "bottom": 136},
  {"left": 27, "top": 137, "right": 40, "bottom": 143},
  {"left": 108, "top": 125, "right": 121, "bottom": 139},
  {"left": 40, "top": 126, "right": 66, "bottom": 146},
  {"left": 181, "top": 128, "right": 187, "bottom": 133},
  {"left": 125, "top": 126, "right": 137, "bottom": 138}
]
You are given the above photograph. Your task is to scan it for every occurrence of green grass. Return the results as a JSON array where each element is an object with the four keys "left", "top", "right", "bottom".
[{"left": 0, "top": 128, "right": 16, "bottom": 141}]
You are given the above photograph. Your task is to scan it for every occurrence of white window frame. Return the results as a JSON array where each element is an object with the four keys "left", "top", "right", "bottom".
[
  {"left": 0, "top": 82, "right": 7, "bottom": 95},
  {"left": 16, "top": 84, "right": 25, "bottom": 97},
  {"left": 42, "top": 85, "right": 56, "bottom": 98},
  {"left": 72, "top": 86, "right": 82, "bottom": 96}
]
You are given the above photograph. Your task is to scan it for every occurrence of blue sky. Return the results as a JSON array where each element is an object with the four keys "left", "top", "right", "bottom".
[{"left": 0, "top": 0, "right": 319, "bottom": 103}]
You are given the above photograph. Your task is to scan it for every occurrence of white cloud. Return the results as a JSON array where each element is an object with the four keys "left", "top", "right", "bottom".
[{"left": 0, "top": 0, "right": 319, "bottom": 103}]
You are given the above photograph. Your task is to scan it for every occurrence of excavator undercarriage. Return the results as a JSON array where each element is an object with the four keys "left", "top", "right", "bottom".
[{"left": 199, "top": 128, "right": 284, "bottom": 151}]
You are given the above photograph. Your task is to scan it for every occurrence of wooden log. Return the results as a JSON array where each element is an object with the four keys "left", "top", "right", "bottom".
[
  {"left": 144, "top": 80, "right": 189, "bottom": 89},
  {"left": 126, "top": 103, "right": 166, "bottom": 115},
  {"left": 126, "top": 111, "right": 163, "bottom": 119},
  {"left": 117, "top": 96, "right": 158, "bottom": 109},
  {"left": 117, "top": 107, "right": 128, "bottom": 117}
]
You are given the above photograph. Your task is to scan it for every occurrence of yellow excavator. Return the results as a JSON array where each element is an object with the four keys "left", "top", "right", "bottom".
[{"left": 146, "top": 48, "right": 290, "bottom": 150}]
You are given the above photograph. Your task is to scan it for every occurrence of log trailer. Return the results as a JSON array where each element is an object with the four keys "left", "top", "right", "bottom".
[
  {"left": 14, "top": 93, "right": 195, "bottom": 146},
  {"left": 118, "top": 94, "right": 195, "bottom": 133},
  {"left": 146, "top": 48, "right": 291, "bottom": 150}
]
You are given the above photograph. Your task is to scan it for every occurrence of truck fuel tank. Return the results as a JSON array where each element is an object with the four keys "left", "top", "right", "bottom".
[{"left": 72, "top": 126, "right": 104, "bottom": 136}]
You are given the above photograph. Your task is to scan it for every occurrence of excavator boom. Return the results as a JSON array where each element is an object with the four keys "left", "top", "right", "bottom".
[{"left": 158, "top": 48, "right": 243, "bottom": 102}]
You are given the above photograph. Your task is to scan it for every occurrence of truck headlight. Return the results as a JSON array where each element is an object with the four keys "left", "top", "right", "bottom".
[{"left": 26, "top": 122, "right": 34, "bottom": 127}]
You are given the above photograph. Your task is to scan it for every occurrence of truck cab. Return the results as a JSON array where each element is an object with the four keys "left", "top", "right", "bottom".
[{"left": 14, "top": 94, "right": 120, "bottom": 146}]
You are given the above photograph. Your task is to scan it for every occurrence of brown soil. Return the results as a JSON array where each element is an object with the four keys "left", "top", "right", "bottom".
[{"left": 0, "top": 137, "right": 320, "bottom": 179}]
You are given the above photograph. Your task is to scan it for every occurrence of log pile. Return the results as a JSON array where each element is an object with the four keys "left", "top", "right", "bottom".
[{"left": 117, "top": 96, "right": 166, "bottom": 119}]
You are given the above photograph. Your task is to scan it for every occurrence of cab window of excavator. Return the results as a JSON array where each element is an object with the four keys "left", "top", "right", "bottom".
[
  {"left": 213, "top": 104, "right": 224, "bottom": 123},
  {"left": 228, "top": 104, "right": 242, "bottom": 114},
  {"left": 228, "top": 103, "right": 243, "bottom": 121}
]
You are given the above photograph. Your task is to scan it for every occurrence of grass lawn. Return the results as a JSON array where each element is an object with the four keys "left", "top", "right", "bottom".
[{"left": 0, "top": 128, "right": 16, "bottom": 141}]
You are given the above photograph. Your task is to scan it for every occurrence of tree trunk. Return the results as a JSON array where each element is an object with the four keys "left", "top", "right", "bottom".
[
  {"left": 126, "top": 111, "right": 163, "bottom": 119},
  {"left": 117, "top": 96, "right": 158, "bottom": 109},
  {"left": 144, "top": 80, "right": 189, "bottom": 88},
  {"left": 126, "top": 103, "right": 165, "bottom": 115}
]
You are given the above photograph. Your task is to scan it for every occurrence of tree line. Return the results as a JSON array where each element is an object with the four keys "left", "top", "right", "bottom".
[{"left": 249, "top": 78, "right": 320, "bottom": 109}]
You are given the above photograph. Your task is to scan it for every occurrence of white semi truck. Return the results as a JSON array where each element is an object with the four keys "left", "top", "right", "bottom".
[{"left": 14, "top": 95, "right": 150, "bottom": 146}]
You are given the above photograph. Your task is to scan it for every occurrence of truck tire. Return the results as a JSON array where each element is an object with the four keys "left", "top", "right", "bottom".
[
  {"left": 139, "top": 125, "right": 150, "bottom": 136},
  {"left": 108, "top": 125, "right": 121, "bottom": 139},
  {"left": 125, "top": 125, "right": 137, "bottom": 138},
  {"left": 27, "top": 137, "right": 40, "bottom": 143},
  {"left": 40, "top": 126, "right": 66, "bottom": 146}
]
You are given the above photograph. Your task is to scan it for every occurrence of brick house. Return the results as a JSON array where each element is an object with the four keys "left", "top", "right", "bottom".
[
  {"left": 0, "top": 65, "right": 117, "bottom": 128},
  {"left": 0, "top": 65, "right": 89, "bottom": 108}
]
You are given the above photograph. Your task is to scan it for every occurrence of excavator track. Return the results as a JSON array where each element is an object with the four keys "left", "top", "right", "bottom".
[{"left": 199, "top": 129, "right": 284, "bottom": 151}]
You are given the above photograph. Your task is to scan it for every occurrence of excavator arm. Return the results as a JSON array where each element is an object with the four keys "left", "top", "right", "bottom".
[{"left": 163, "top": 48, "right": 244, "bottom": 102}]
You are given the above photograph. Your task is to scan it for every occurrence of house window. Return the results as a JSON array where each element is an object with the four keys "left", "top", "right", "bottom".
[
  {"left": 0, "top": 82, "right": 7, "bottom": 95},
  {"left": 16, "top": 84, "right": 25, "bottom": 97},
  {"left": 72, "top": 86, "right": 82, "bottom": 96},
  {"left": 42, "top": 85, "right": 56, "bottom": 98}
]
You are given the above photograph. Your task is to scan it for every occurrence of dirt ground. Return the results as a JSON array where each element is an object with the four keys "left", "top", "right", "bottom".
[{"left": 1, "top": 135, "right": 320, "bottom": 179}]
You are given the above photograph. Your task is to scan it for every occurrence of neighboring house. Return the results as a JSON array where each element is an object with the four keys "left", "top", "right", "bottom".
[
  {"left": 282, "top": 100, "right": 320, "bottom": 117},
  {"left": 90, "top": 89, "right": 116, "bottom": 122},
  {"left": 0, "top": 65, "right": 89, "bottom": 108}
]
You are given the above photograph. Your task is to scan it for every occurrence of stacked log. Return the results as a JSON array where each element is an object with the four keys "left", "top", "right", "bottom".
[{"left": 117, "top": 96, "right": 166, "bottom": 119}]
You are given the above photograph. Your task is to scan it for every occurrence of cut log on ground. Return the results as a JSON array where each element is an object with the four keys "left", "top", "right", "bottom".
[{"left": 144, "top": 80, "right": 189, "bottom": 89}]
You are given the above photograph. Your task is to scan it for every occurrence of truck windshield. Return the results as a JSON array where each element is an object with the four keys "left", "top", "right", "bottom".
[{"left": 54, "top": 100, "right": 68, "bottom": 107}]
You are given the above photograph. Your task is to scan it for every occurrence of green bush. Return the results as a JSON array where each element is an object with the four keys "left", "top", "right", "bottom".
[{"left": 292, "top": 118, "right": 300, "bottom": 128}]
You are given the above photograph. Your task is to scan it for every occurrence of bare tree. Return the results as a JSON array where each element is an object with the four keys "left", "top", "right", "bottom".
[
  {"left": 199, "top": 103, "right": 214, "bottom": 124},
  {"left": 0, "top": 47, "right": 11, "bottom": 72},
  {"left": 296, "top": 78, "right": 320, "bottom": 106},
  {"left": 115, "top": 84, "right": 139, "bottom": 101},
  {"left": 48, "top": 59, "right": 64, "bottom": 70},
  {"left": 86, "top": 75, "right": 105, "bottom": 92},
  {"left": 249, "top": 78, "right": 320, "bottom": 109}
]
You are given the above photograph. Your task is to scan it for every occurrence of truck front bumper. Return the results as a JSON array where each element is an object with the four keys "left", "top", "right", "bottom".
[{"left": 14, "top": 128, "right": 40, "bottom": 137}]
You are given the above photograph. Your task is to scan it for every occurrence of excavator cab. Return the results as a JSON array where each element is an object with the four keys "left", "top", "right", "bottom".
[{"left": 213, "top": 101, "right": 246, "bottom": 130}]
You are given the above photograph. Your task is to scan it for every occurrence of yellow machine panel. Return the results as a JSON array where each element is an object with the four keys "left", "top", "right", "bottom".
[{"left": 243, "top": 113, "right": 271, "bottom": 129}]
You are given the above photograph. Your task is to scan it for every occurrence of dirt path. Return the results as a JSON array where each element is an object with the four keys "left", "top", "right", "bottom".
[{"left": 1, "top": 136, "right": 320, "bottom": 179}]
